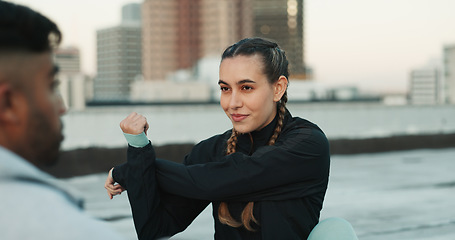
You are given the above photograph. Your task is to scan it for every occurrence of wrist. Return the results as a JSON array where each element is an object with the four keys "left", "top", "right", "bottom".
[
  {"left": 109, "top": 167, "right": 114, "bottom": 181},
  {"left": 123, "top": 132, "right": 149, "bottom": 148}
]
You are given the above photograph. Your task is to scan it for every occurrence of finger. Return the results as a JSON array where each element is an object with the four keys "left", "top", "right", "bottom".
[
  {"left": 144, "top": 122, "right": 149, "bottom": 135},
  {"left": 104, "top": 181, "right": 117, "bottom": 192},
  {"left": 120, "top": 112, "right": 138, "bottom": 129},
  {"left": 106, "top": 185, "right": 118, "bottom": 192},
  {"left": 127, "top": 112, "right": 138, "bottom": 119},
  {"left": 112, "top": 185, "right": 124, "bottom": 191},
  {"left": 107, "top": 188, "right": 118, "bottom": 197}
]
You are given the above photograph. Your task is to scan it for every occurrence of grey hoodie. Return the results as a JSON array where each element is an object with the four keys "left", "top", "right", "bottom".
[{"left": 0, "top": 146, "right": 125, "bottom": 240}]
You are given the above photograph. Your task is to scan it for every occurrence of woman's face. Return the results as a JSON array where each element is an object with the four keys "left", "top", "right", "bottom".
[{"left": 219, "top": 54, "right": 284, "bottom": 133}]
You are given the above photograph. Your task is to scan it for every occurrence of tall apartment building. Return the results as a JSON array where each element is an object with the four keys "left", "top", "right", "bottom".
[
  {"left": 200, "top": 0, "right": 253, "bottom": 57},
  {"left": 444, "top": 45, "right": 455, "bottom": 104},
  {"left": 54, "top": 46, "right": 87, "bottom": 110},
  {"left": 54, "top": 47, "right": 81, "bottom": 74},
  {"left": 253, "top": 0, "right": 307, "bottom": 79},
  {"left": 94, "top": 3, "right": 142, "bottom": 101},
  {"left": 122, "top": 3, "right": 141, "bottom": 23},
  {"left": 409, "top": 69, "right": 441, "bottom": 105},
  {"left": 142, "top": 0, "right": 253, "bottom": 81},
  {"left": 142, "top": 1, "right": 178, "bottom": 81}
]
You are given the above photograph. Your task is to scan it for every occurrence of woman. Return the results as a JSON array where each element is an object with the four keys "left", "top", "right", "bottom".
[{"left": 105, "top": 38, "right": 330, "bottom": 239}]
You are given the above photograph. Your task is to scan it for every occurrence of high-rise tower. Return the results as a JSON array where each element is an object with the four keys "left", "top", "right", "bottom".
[
  {"left": 253, "top": 0, "right": 308, "bottom": 79},
  {"left": 141, "top": 0, "right": 253, "bottom": 81},
  {"left": 94, "top": 3, "right": 142, "bottom": 101},
  {"left": 444, "top": 45, "right": 455, "bottom": 104},
  {"left": 200, "top": 0, "right": 253, "bottom": 57}
]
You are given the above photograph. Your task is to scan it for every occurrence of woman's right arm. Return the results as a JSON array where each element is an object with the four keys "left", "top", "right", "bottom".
[
  {"left": 112, "top": 143, "right": 210, "bottom": 240},
  {"left": 107, "top": 113, "right": 209, "bottom": 239}
]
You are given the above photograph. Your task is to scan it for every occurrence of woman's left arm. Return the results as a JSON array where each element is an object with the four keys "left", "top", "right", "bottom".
[{"left": 156, "top": 127, "right": 330, "bottom": 201}]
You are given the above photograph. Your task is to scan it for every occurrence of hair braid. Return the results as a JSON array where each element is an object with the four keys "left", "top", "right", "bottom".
[
  {"left": 218, "top": 130, "right": 243, "bottom": 228},
  {"left": 268, "top": 91, "right": 287, "bottom": 146},
  {"left": 218, "top": 202, "right": 242, "bottom": 228},
  {"left": 225, "top": 130, "right": 238, "bottom": 155}
]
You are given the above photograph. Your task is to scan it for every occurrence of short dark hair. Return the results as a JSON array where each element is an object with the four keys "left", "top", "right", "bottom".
[{"left": 0, "top": 1, "right": 61, "bottom": 53}]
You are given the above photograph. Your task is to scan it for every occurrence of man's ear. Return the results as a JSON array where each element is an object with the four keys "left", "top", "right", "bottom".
[
  {"left": 273, "top": 76, "right": 288, "bottom": 102},
  {"left": 0, "top": 83, "right": 18, "bottom": 123}
]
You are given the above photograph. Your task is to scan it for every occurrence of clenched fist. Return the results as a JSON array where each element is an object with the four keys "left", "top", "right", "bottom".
[{"left": 120, "top": 112, "right": 149, "bottom": 135}]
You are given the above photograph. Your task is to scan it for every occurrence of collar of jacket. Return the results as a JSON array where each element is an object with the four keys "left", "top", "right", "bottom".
[{"left": 236, "top": 108, "right": 292, "bottom": 155}]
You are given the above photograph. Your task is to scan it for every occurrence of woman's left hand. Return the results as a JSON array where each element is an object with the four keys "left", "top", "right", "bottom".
[{"left": 104, "top": 167, "right": 125, "bottom": 199}]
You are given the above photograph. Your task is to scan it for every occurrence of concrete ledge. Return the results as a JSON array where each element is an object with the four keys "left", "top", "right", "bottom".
[
  {"left": 330, "top": 133, "right": 455, "bottom": 154},
  {"left": 41, "top": 133, "right": 455, "bottom": 178}
]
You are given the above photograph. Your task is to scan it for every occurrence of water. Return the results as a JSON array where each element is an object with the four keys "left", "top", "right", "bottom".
[
  {"left": 62, "top": 102, "right": 455, "bottom": 150},
  {"left": 64, "top": 148, "right": 455, "bottom": 240}
]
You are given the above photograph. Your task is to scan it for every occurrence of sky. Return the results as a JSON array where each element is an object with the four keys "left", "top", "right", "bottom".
[{"left": 8, "top": 0, "right": 455, "bottom": 94}]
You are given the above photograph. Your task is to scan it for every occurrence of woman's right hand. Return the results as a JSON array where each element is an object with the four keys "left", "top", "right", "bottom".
[{"left": 120, "top": 112, "right": 149, "bottom": 135}]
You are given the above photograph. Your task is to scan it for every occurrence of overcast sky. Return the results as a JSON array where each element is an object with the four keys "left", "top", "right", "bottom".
[{"left": 9, "top": 0, "right": 455, "bottom": 94}]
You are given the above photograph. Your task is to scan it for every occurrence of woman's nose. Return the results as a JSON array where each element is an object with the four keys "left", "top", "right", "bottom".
[{"left": 229, "top": 91, "right": 243, "bottom": 109}]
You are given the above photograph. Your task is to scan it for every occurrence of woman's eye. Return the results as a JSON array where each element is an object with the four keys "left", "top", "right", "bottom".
[
  {"left": 220, "top": 86, "right": 229, "bottom": 92},
  {"left": 242, "top": 85, "right": 253, "bottom": 91}
]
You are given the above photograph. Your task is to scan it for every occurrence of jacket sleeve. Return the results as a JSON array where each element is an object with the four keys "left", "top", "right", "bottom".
[
  {"left": 155, "top": 127, "right": 330, "bottom": 201},
  {"left": 113, "top": 144, "right": 209, "bottom": 240}
]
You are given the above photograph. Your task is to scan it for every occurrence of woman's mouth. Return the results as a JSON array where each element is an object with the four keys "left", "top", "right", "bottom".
[{"left": 231, "top": 114, "right": 248, "bottom": 122}]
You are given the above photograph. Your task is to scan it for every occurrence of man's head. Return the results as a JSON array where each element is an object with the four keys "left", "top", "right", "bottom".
[{"left": 0, "top": 1, "right": 66, "bottom": 166}]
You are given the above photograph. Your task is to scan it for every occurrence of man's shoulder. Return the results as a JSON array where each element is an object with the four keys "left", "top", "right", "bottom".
[{"left": 0, "top": 181, "right": 125, "bottom": 240}]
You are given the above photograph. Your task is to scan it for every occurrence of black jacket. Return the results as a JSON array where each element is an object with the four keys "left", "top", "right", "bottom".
[{"left": 113, "top": 110, "right": 330, "bottom": 240}]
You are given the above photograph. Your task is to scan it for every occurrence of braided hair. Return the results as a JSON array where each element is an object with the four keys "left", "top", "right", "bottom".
[{"left": 218, "top": 37, "right": 289, "bottom": 231}]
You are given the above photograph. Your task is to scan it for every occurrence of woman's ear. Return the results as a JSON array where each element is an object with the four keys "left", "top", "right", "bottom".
[{"left": 273, "top": 76, "right": 288, "bottom": 102}]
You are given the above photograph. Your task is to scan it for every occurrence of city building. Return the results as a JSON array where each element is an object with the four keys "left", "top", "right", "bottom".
[
  {"left": 122, "top": 3, "right": 141, "bottom": 23},
  {"left": 54, "top": 46, "right": 87, "bottom": 110},
  {"left": 54, "top": 47, "right": 80, "bottom": 74},
  {"left": 141, "top": 0, "right": 178, "bottom": 81},
  {"left": 200, "top": 0, "right": 253, "bottom": 57},
  {"left": 94, "top": 3, "right": 142, "bottom": 101},
  {"left": 444, "top": 44, "right": 455, "bottom": 104},
  {"left": 58, "top": 74, "right": 88, "bottom": 110},
  {"left": 409, "top": 68, "right": 441, "bottom": 105},
  {"left": 253, "top": 0, "right": 308, "bottom": 79},
  {"left": 141, "top": 0, "right": 253, "bottom": 81},
  {"left": 135, "top": 0, "right": 309, "bottom": 103}
]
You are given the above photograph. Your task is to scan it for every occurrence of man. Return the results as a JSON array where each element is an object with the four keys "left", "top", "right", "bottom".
[{"left": 0, "top": 2, "right": 125, "bottom": 239}]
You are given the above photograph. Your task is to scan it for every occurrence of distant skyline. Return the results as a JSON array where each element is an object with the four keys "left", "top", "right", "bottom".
[{"left": 9, "top": 0, "right": 455, "bottom": 94}]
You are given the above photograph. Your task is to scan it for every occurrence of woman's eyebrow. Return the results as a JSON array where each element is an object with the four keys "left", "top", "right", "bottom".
[
  {"left": 218, "top": 79, "right": 256, "bottom": 85},
  {"left": 237, "top": 79, "right": 256, "bottom": 84},
  {"left": 218, "top": 80, "right": 229, "bottom": 85}
]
